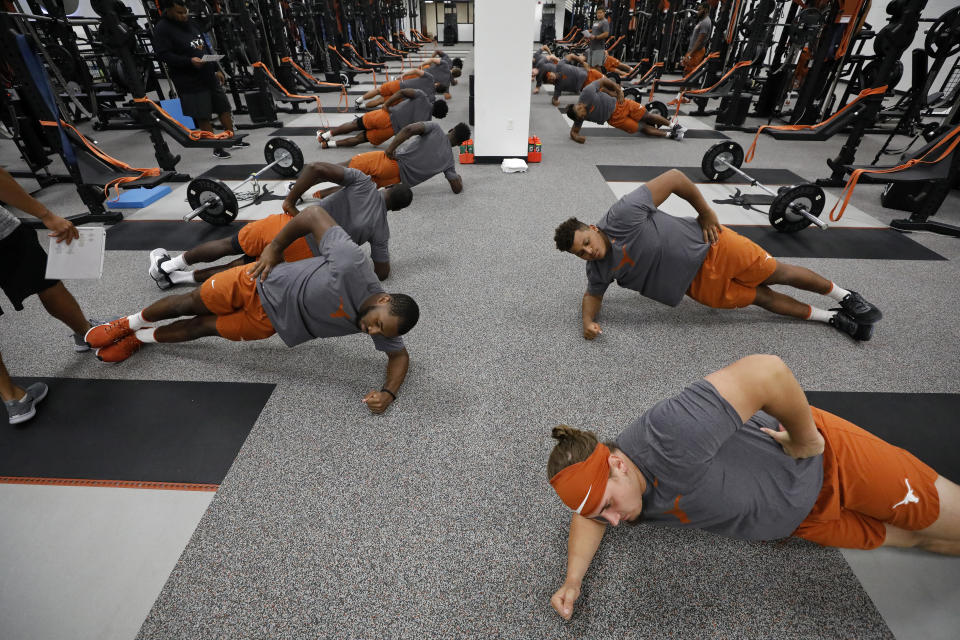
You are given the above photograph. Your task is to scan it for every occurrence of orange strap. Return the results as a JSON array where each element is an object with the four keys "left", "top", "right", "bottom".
[
  {"left": 371, "top": 37, "right": 404, "bottom": 70},
  {"left": 744, "top": 85, "right": 887, "bottom": 162},
  {"left": 132, "top": 96, "right": 233, "bottom": 141},
  {"left": 280, "top": 57, "right": 349, "bottom": 112},
  {"left": 344, "top": 43, "right": 388, "bottom": 77},
  {"left": 40, "top": 119, "right": 161, "bottom": 200},
  {"left": 606, "top": 35, "right": 624, "bottom": 52},
  {"left": 828, "top": 125, "right": 960, "bottom": 222},
  {"left": 648, "top": 52, "right": 719, "bottom": 101},
  {"left": 638, "top": 61, "right": 664, "bottom": 83},
  {"left": 727, "top": 0, "right": 743, "bottom": 43},
  {"left": 329, "top": 45, "right": 379, "bottom": 87},
  {"left": 669, "top": 60, "right": 752, "bottom": 118},
  {"left": 252, "top": 61, "right": 323, "bottom": 113}
]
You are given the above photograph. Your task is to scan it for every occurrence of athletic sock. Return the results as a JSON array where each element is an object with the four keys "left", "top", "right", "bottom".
[
  {"left": 320, "top": 130, "right": 332, "bottom": 141},
  {"left": 162, "top": 253, "right": 189, "bottom": 273},
  {"left": 326, "top": 140, "right": 337, "bottom": 148},
  {"left": 128, "top": 311, "right": 148, "bottom": 330},
  {"left": 826, "top": 283, "right": 851, "bottom": 302},
  {"left": 135, "top": 328, "right": 157, "bottom": 343},
  {"left": 806, "top": 305, "right": 835, "bottom": 323},
  {"left": 168, "top": 270, "right": 197, "bottom": 285}
]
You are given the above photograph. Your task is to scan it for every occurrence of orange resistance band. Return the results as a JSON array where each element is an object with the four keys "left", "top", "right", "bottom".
[
  {"left": 280, "top": 57, "right": 349, "bottom": 112},
  {"left": 649, "top": 52, "right": 719, "bottom": 101},
  {"left": 727, "top": 0, "right": 743, "bottom": 44},
  {"left": 132, "top": 96, "right": 234, "bottom": 141},
  {"left": 606, "top": 35, "right": 624, "bottom": 52},
  {"left": 669, "top": 60, "right": 752, "bottom": 118},
  {"left": 828, "top": 125, "right": 960, "bottom": 222},
  {"left": 638, "top": 61, "right": 664, "bottom": 83},
  {"left": 344, "top": 43, "right": 389, "bottom": 78},
  {"left": 744, "top": 85, "right": 888, "bottom": 163},
  {"left": 252, "top": 61, "right": 323, "bottom": 113},
  {"left": 371, "top": 37, "right": 404, "bottom": 70},
  {"left": 329, "top": 45, "right": 380, "bottom": 87},
  {"left": 40, "top": 119, "right": 161, "bottom": 200},
  {"left": 378, "top": 36, "right": 407, "bottom": 58}
]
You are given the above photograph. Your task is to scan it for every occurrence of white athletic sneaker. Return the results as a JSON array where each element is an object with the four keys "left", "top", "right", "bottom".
[
  {"left": 355, "top": 96, "right": 364, "bottom": 109},
  {"left": 148, "top": 248, "right": 173, "bottom": 290},
  {"left": 670, "top": 123, "right": 687, "bottom": 141}
]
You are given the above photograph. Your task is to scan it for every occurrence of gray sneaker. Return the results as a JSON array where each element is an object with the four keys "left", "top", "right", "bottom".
[
  {"left": 73, "top": 317, "right": 119, "bottom": 352},
  {"left": 5, "top": 382, "right": 49, "bottom": 425}
]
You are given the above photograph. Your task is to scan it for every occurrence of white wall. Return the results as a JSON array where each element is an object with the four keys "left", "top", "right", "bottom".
[{"left": 474, "top": 0, "right": 536, "bottom": 157}]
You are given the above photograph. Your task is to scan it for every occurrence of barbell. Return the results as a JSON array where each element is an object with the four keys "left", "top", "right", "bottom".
[
  {"left": 701, "top": 141, "right": 828, "bottom": 233},
  {"left": 184, "top": 137, "right": 304, "bottom": 225}
]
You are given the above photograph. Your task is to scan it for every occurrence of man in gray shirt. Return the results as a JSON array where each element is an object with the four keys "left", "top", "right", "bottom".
[
  {"left": 683, "top": 3, "right": 712, "bottom": 73},
  {"left": 547, "top": 355, "right": 960, "bottom": 620},
  {"left": 86, "top": 206, "right": 419, "bottom": 414},
  {"left": 586, "top": 7, "right": 610, "bottom": 68},
  {"left": 553, "top": 170, "right": 882, "bottom": 341},
  {"left": 150, "top": 164, "right": 413, "bottom": 286},
  {"left": 354, "top": 68, "right": 449, "bottom": 110},
  {"left": 320, "top": 88, "right": 447, "bottom": 149},
  {"left": 565, "top": 77, "right": 680, "bottom": 143},
  {"left": 543, "top": 56, "right": 603, "bottom": 105}
]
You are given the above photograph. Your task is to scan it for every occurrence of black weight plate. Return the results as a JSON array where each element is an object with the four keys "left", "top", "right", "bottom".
[
  {"left": 701, "top": 141, "right": 744, "bottom": 181},
  {"left": 264, "top": 137, "right": 304, "bottom": 178},
  {"left": 769, "top": 183, "right": 824, "bottom": 233},
  {"left": 186, "top": 177, "right": 238, "bottom": 226},
  {"left": 647, "top": 100, "right": 668, "bottom": 118}
]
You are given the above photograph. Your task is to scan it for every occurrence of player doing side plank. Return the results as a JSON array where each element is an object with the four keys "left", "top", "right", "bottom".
[{"left": 547, "top": 355, "right": 960, "bottom": 620}]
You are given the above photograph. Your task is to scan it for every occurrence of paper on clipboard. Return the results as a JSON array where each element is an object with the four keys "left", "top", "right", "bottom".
[
  {"left": 581, "top": 29, "right": 592, "bottom": 39},
  {"left": 201, "top": 54, "right": 223, "bottom": 62},
  {"left": 45, "top": 226, "right": 106, "bottom": 280}
]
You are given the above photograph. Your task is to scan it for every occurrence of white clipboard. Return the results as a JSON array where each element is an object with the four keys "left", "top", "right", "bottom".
[
  {"left": 201, "top": 54, "right": 224, "bottom": 63},
  {"left": 45, "top": 226, "right": 105, "bottom": 280}
]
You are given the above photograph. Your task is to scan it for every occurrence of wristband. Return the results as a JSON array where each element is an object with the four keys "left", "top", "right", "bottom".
[{"left": 380, "top": 388, "right": 397, "bottom": 401}]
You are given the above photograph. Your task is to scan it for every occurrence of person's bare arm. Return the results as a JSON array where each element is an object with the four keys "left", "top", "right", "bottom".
[
  {"left": 447, "top": 175, "right": 463, "bottom": 194},
  {"left": 705, "top": 355, "right": 824, "bottom": 459},
  {"left": 385, "top": 122, "right": 426, "bottom": 159},
  {"left": 0, "top": 167, "right": 78, "bottom": 243},
  {"left": 363, "top": 348, "right": 409, "bottom": 414},
  {"left": 283, "top": 163, "right": 347, "bottom": 215},
  {"left": 550, "top": 514, "right": 606, "bottom": 620},
  {"left": 644, "top": 169, "right": 720, "bottom": 244},
  {"left": 373, "top": 260, "right": 390, "bottom": 281},
  {"left": 582, "top": 292, "right": 603, "bottom": 339},
  {"left": 569, "top": 121, "right": 586, "bottom": 144},
  {"left": 384, "top": 88, "right": 416, "bottom": 111},
  {"left": 596, "top": 77, "right": 624, "bottom": 102},
  {"left": 248, "top": 205, "right": 337, "bottom": 281}
]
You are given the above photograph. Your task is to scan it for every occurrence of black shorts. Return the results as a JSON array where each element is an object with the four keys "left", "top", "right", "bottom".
[
  {"left": 179, "top": 84, "right": 231, "bottom": 122},
  {"left": 0, "top": 224, "right": 60, "bottom": 315},
  {"left": 355, "top": 115, "right": 367, "bottom": 130}
]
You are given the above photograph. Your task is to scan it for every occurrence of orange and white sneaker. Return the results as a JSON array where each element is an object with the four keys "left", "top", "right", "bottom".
[
  {"left": 84, "top": 317, "right": 134, "bottom": 349},
  {"left": 95, "top": 334, "right": 143, "bottom": 363}
]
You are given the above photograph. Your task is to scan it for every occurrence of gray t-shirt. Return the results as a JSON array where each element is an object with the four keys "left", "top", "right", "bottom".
[
  {"left": 689, "top": 17, "right": 712, "bottom": 51},
  {"left": 552, "top": 62, "right": 588, "bottom": 98},
  {"left": 257, "top": 226, "right": 404, "bottom": 352},
  {"left": 535, "top": 62, "right": 556, "bottom": 88},
  {"left": 389, "top": 89, "right": 434, "bottom": 132},
  {"left": 579, "top": 80, "right": 616, "bottom": 124},
  {"left": 400, "top": 74, "right": 436, "bottom": 100},
  {"left": 395, "top": 121, "right": 458, "bottom": 187},
  {"left": 586, "top": 185, "right": 709, "bottom": 306},
  {"left": 616, "top": 379, "right": 823, "bottom": 541},
  {"left": 590, "top": 18, "right": 610, "bottom": 50},
  {"left": 425, "top": 60, "right": 451, "bottom": 86},
  {"left": 306, "top": 169, "right": 390, "bottom": 263},
  {"left": 0, "top": 205, "right": 21, "bottom": 241}
]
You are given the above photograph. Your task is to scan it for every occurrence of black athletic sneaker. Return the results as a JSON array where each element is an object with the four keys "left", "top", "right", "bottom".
[
  {"left": 230, "top": 139, "right": 251, "bottom": 148},
  {"left": 212, "top": 147, "right": 232, "bottom": 160},
  {"left": 840, "top": 290, "right": 882, "bottom": 324},
  {"left": 829, "top": 310, "right": 873, "bottom": 341}
]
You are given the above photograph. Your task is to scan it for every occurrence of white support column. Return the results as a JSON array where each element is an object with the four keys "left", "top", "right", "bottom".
[{"left": 473, "top": 0, "right": 537, "bottom": 159}]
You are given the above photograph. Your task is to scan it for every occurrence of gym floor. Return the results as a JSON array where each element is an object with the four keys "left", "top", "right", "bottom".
[{"left": 1, "top": 44, "right": 959, "bottom": 640}]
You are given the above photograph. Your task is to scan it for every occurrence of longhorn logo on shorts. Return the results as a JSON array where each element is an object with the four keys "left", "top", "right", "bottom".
[
  {"left": 613, "top": 246, "right": 635, "bottom": 272},
  {"left": 330, "top": 296, "right": 351, "bottom": 320},
  {"left": 892, "top": 478, "right": 919, "bottom": 509}
]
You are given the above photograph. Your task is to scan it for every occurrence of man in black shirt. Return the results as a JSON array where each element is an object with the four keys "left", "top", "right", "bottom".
[{"left": 152, "top": 0, "right": 246, "bottom": 158}]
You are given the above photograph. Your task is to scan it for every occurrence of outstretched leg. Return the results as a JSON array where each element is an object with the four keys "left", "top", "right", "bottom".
[
  {"left": 153, "top": 314, "right": 220, "bottom": 343},
  {"left": 761, "top": 262, "right": 832, "bottom": 295},
  {"left": 37, "top": 282, "right": 90, "bottom": 335},
  {"left": 882, "top": 476, "right": 960, "bottom": 556}
]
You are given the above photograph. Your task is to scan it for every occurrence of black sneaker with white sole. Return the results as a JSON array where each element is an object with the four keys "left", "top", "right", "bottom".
[
  {"left": 839, "top": 290, "right": 882, "bottom": 324},
  {"left": 212, "top": 147, "right": 232, "bottom": 159},
  {"left": 231, "top": 139, "right": 251, "bottom": 148},
  {"left": 829, "top": 309, "right": 873, "bottom": 341}
]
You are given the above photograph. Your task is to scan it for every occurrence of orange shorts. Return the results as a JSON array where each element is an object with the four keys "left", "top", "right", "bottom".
[
  {"left": 361, "top": 109, "right": 395, "bottom": 146},
  {"left": 686, "top": 227, "right": 777, "bottom": 308},
  {"left": 237, "top": 214, "right": 313, "bottom": 262},
  {"left": 348, "top": 150, "right": 401, "bottom": 187},
  {"left": 199, "top": 263, "right": 275, "bottom": 341},
  {"left": 608, "top": 99, "right": 648, "bottom": 134},
  {"left": 585, "top": 68, "right": 603, "bottom": 87},
  {"left": 792, "top": 407, "right": 940, "bottom": 549},
  {"left": 603, "top": 56, "right": 622, "bottom": 73},
  {"left": 378, "top": 79, "right": 401, "bottom": 98}
]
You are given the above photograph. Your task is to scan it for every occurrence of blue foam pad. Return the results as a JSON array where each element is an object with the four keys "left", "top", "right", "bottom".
[
  {"left": 159, "top": 98, "right": 196, "bottom": 129},
  {"left": 106, "top": 185, "right": 172, "bottom": 209}
]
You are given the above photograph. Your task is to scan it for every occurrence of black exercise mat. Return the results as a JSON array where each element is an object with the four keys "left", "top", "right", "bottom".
[
  {"left": 730, "top": 225, "right": 946, "bottom": 260},
  {"left": 598, "top": 165, "right": 806, "bottom": 183},
  {"left": 197, "top": 164, "right": 297, "bottom": 180},
  {"left": 583, "top": 128, "right": 729, "bottom": 139},
  {"left": 269, "top": 127, "right": 332, "bottom": 137},
  {"left": 106, "top": 220, "right": 250, "bottom": 251},
  {"left": 1, "top": 378, "right": 275, "bottom": 485},
  {"left": 806, "top": 392, "right": 960, "bottom": 480}
]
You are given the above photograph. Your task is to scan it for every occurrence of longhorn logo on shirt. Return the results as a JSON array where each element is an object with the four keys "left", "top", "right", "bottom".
[
  {"left": 666, "top": 495, "right": 690, "bottom": 524},
  {"left": 330, "top": 297, "right": 351, "bottom": 320},
  {"left": 613, "top": 245, "right": 635, "bottom": 272},
  {"left": 190, "top": 36, "right": 206, "bottom": 51}
]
